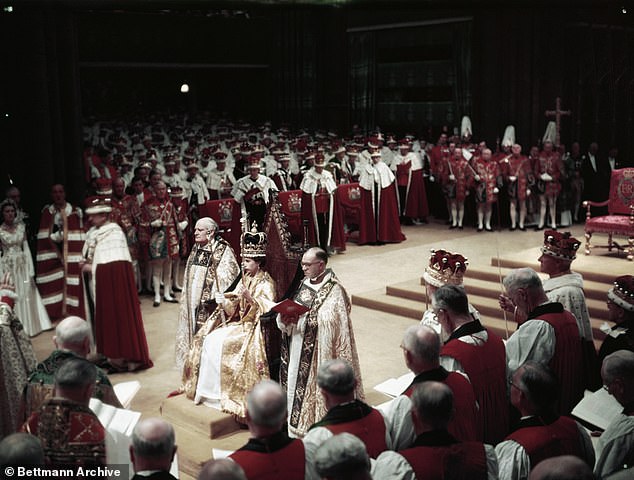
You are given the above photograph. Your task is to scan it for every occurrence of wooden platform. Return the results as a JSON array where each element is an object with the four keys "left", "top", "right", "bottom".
[
  {"left": 352, "top": 255, "right": 617, "bottom": 348},
  {"left": 160, "top": 394, "right": 248, "bottom": 478}
]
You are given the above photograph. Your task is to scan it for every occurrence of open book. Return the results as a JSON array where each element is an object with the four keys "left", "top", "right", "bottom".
[
  {"left": 373, "top": 372, "right": 415, "bottom": 398},
  {"left": 571, "top": 388, "right": 622, "bottom": 431},
  {"left": 113, "top": 380, "right": 141, "bottom": 409},
  {"left": 89, "top": 398, "right": 179, "bottom": 478}
]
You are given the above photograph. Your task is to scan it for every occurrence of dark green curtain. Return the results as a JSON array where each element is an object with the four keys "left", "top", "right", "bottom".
[
  {"left": 452, "top": 21, "right": 473, "bottom": 121},
  {"left": 349, "top": 31, "right": 376, "bottom": 133},
  {"left": 272, "top": 10, "right": 317, "bottom": 127}
]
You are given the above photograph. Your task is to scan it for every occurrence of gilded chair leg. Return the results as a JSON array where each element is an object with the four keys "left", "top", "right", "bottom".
[
  {"left": 584, "top": 232, "right": 592, "bottom": 256},
  {"left": 628, "top": 236, "right": 634, "bottom": 261}
]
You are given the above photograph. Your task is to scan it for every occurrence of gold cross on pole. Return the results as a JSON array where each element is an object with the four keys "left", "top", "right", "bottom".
[{"left": 545, "top": 97, "right": 571, "bottom": 147}]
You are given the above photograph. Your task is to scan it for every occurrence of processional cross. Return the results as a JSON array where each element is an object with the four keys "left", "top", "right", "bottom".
[{"left": 545, "top": 97, "right": 571, "bottom": 147}]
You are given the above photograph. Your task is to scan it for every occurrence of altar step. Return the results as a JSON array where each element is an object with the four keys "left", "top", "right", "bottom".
[
  {"left": 161, "top": 394, "right": 249, "bottom": 478},
  {"left": 352, "top": 259, "right": 614, "bottom": 348}
]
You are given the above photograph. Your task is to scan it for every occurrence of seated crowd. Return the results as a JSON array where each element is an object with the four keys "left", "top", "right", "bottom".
[{"left": 1, "top": 114, "right": 633, "bottom": 479}]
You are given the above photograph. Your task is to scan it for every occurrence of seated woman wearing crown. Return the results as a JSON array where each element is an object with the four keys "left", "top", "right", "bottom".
[{"left": 180, "top": 223, "right": 276, "bottom": 419}]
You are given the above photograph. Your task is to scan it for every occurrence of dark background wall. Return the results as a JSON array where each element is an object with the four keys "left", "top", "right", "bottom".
[{"left": 0, "top": 0, "right": 631, "bottom": 218}]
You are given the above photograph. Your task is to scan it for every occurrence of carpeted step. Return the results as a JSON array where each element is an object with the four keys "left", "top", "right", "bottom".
[
  {"left": 356, "top": 279, "right": 607, "bottom": 350},
  {"left": 493, "top": 258, "right": 617, "bottom": 285},
  {"left": 161, "top": 394, "right": 241, "bottom": 439},
  {"left": 172, "top": 423, "right": 250, "bottom": 479}
]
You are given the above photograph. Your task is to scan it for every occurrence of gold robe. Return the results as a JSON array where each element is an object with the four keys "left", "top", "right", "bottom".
[
  {"left": 181, "top": 269, "right": 276, "bottom": 418},
  {"left": 175, "top": 238, "right": 240, "bottom": 372},
  {"left": 278, "top": 270, "right": 364, "bottom": 437}
]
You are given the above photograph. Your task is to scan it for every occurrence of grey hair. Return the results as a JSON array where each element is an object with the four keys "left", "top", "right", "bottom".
[
  {"left": 246, "top": 380, "right": 287, "bottom": 428},
  {"left": 602, "top": 350, "right": 634, "bottom": 383},
  {"left": 54, "top": 358, "right": 96, "bottom": 390},
  {"left": 503, "top": 267, "right": 543, "bottom": 295},
  {"left": 55, "top": 316, "right": 92, "bottom": 348},
  {"left": 411, "top": 381, "right": 454, "bottom": 430},
  {"left": 432, "top": 284, "right": 469, "bottom": 316},
  {"left": 131, "top": 418, "right": 176, "bottom": 459},
  {"left": 317, "top": 359, "right": 356, "bottom": 395},
  {"left": 402, "top": 325, "right": 440, "bottom": 363},
  {"left": 314, "top": 433, "right": 370, "bottom": 479},
  {"left": 197, "top": 217, "right": 218, "bottom": 234}
]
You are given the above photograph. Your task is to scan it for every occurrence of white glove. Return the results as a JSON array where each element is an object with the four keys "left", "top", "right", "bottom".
[
  {"left": 540, "top": 173, "right": 552, "bottom": 182},
  {"left": 178, "top": 220, "right": 188, "bottom": 232},
  {"left": 527, "top": 189, "right": 531, "bottom": 196},
  {"left": 509, "top": 176, "right": 517, "bottom": 182},
  {"left": 215, "top": 292, "right": 225, "bottom": 305},
  {"left": 474, "top": 175, "right": 481, "bottom": 182},
  {"left": 50, "top": 231, "right": 63, "bottom": 243},
  {"left": 493, "top": 187, "right": 499, "bottom": 194},
  {"left": 449, "top": 174, "right": 456, "bottom": 182},
  {"left": 151, "top": 219, "right": 163, "bottom": 228},
  {"left": 429, "top": 175, "right": 435, "bottom": 183}
]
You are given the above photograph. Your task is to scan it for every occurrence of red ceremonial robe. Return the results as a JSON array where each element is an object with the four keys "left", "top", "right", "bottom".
[
  {"left": 506, "top": 416, "right": 587, "bottom": 467},
  {"left": 399, "top": 431, "right": 488, "bottom": 480},
  {"left": 358, "top": 163, "right": 405, "bottom": 245},
  {"left": 404, "top": 169, "right": 430, "bottom": 218},
  {"left": 230, "top": 431, "right": 305, "bottom": 480},
  {"left": 441, "top": 321, "right": 509, "bottom": 444},
  {"left": 525, "top": 304, "right": 585, "bottom": 415},
  {"left": 404, "top": 367, "right": 478, "bottom": 442},
  {"left": 309, "top": 399, "right": 388, "bottom": 458},
  {"left": 300, "top": 192, "right": 346, "bottom": 252},
  {"left": 36, "top": 203, "right": 86, "bottom": 320},
  {"left": 95, "top": 261, "right": 152, "bottom": 368}
]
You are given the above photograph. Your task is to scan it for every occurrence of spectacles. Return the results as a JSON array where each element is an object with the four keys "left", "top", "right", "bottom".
[
  {"left": 509, "top": 380, "right": 522, "bottom": 391},
  {"left": 301, "top": 261, "right": 322, "bottom": 267}
]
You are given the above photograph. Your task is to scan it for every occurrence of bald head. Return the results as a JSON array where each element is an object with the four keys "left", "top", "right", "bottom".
[
  {"left": 246, "top": 380, "right": 287, "bottom": 429},
  {"left": 54, "top": 316, "right": 92, "bottom": 356},
  {"left": 198, "top": 459, "right": 246, "bottom": 480},
  {"left": 306, "top": 247, "right": 328, "bottom": 265},
  {"left": 130, "top": 418, "right": 176, "bottom": 472},
  {"left": 529, "top": 455, "right": 593, "bottom": 480},
  {"left": 402, "top": 325, "right": 440, "bottom": 365}
]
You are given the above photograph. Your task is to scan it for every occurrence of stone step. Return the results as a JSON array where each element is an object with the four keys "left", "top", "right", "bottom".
[{"left": 160, "top": 393, "right": 241, "bottom": 439}]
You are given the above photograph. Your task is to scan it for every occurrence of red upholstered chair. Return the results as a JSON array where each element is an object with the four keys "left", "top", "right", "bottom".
[
  {"left": 199, "top": 199, "right": 242, "bottom": 258},
  {"left": 277, "top": 190, "right": 303, "bottom": 242},
  {"left": 337, "top": 182, "right": 362, "bottom": 231},
  {"left": 583, "top": 168, "right": 634, "bottom": 261}
]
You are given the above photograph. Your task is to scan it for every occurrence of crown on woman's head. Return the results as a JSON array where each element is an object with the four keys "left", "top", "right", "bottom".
[{"left": 241, "top": 221, "right": 267, "bottom": 258}]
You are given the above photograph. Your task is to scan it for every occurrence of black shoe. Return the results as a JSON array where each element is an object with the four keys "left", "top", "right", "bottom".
[
  {"left": 510, "top": 226, "right": 516, "bottom": 231},
  {"left": 173, "top": 286, "right": 183, "bottom": 292},
  {"left": 519, "top": 226, "right": 526, "bottom": 231},
  {"left": 449, "top": 225, "right": 457, "bottom": 229},
  {"left": 164, "top": 297, "right": 178, "bottom": 304},
  {"left": 485, "top": 227, "right": 493, "bottom": 232},
  {"left": 153, "top": 301, "right": 160, "bottom": 307},
  {"left": 477, "top": 227, "right": 483, "bottom": 232},
  {"left": 534, "top": 226, "right": 544, "bottom": 231},
  {"left": 458, "top": 226, "right": 463, "bottom": 230}
]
